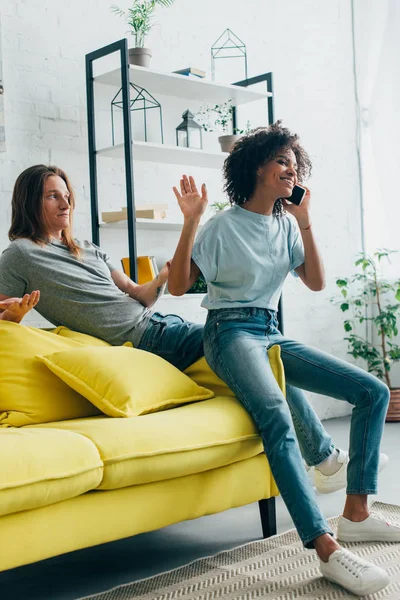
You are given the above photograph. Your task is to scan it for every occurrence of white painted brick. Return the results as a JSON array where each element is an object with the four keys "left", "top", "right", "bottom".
[
  {"left": 58, "top": 106, "right": 80, "bottom": 122},
  {"left": 39, "top": 117, "right": 81, "bottom": 137},
  {"left": 5, "top": 112, "right": 39, "bottom": 132},
  {"left": 35, "top": 102, "right": 58, "bottom": 120}
]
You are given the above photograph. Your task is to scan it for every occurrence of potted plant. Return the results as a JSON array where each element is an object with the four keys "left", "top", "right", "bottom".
[
  {"left": 196, "top": 99, "right": 251, "bottom": 152},
  {"left": 210, "top": 201, "right": 230, "bottom": 212},
  {"left": 333, "top": 250, "right": 400, "bottom": 421},
  {"left": 111, "top": 0, "right": 175, "bottom": 68},
  {"left": 187, "top": 272, "right": 208, "bottom": 294}
]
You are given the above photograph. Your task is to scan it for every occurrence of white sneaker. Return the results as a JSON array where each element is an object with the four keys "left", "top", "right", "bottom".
[
  {"left": 314, "top": 451, "right": 388, "bottom": 494},
  {"left": 337, "top": 512, "right": 400, "bottom": 542},
  {"left": 319, "top": 548, "right": 390, "bottom": 596}
]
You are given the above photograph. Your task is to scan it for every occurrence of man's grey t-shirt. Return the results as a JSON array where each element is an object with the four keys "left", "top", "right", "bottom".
[{"left": 0, "top": 238, "right": 152, "bottom": 346}]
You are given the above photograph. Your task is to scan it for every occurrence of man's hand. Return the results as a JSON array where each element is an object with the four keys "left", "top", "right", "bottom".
[
  {"left": 157, "top": 260, "right": 171, "bottom": 285},
  {"left": 173, "top": 175, "right": 208, "bottom": 221},
  {"left": 0, "top": 291, "right": 40, "bottom": 323}
]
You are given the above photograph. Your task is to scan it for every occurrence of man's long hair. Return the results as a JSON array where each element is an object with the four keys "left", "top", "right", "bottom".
[{"left": 9, "top": 164, "right": 81, "bottom": 257}]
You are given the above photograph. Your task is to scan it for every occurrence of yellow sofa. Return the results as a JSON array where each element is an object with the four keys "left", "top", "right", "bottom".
[{"left": 0, "top": 323, "right": 281, "bottom": 573}]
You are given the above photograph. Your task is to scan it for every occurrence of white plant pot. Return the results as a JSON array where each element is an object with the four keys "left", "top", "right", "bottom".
[
  {"left": 128, "top": 47, "right": 152, "bottom": 68},
  {"left": 218, "top": 134, "right": 241, "bottom": 153}
]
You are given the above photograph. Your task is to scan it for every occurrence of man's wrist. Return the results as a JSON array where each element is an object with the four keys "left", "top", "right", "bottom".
[{"left": 156, "top": 273, "right": 168, "bottom": 285}]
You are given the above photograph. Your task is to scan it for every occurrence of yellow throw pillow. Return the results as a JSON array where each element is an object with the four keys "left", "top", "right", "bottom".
[
  {"left": 51, "top": 326, "right": 111, "bottom": 347},
  {"left": 38, "top": 346, "right": 214, "bottom": 417},
  {"left": 184, "top": 345, "right": 286, "bottom": 397},
  {"left": 0, "top": 322, "right": 101, "bottom": 428}
]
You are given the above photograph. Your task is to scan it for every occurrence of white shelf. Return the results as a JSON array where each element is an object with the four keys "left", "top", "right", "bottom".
[
  {"left": 95, "top": 65, "right": 270, "bottom": 105},
  {"left": 97, "top": 140, "right": 227, "bottom": 169},
  {"left": 100, "top": 218, "right": 201, "bottom": 232}
]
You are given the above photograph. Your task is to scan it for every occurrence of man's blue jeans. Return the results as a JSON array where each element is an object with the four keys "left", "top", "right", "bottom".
[
  {"left": 137, "top": 312, "right": 204, "bottom": 371},
  {"left": 204, "top": 307, "right": 390, "bottom": 547}
]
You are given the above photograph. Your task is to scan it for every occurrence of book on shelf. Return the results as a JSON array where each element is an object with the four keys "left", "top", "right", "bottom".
[
  {"left": 102, "top": 203, "right": 168, "bottom": 223},
  {"left": 173, "top": 67, "right": 206, "bottom": 78},
  {"left": 121, "top": 255, "right": 159, "bottom": 284}
]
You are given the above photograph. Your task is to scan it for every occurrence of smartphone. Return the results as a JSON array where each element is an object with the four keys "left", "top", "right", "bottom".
[{"left": 286, "top": 184, "right": 306, "bottom": 206}]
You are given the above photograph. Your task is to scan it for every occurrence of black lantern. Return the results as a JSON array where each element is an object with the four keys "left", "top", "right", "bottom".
[{"left": 176, "top": 110, "right": 202, "bottom": 149}]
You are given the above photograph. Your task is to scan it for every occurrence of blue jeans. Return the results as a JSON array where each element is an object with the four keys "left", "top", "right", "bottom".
[
  {"left": 137, "top": 312, "right": 204, "bottom": 372},
  {"left": 204, "top": 307, "right": 390, "bottom": 547}
]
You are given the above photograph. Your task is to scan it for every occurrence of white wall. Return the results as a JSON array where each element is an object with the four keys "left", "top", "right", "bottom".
[{"left": 0, "top": 0, "right": 364, "bottom": 419}]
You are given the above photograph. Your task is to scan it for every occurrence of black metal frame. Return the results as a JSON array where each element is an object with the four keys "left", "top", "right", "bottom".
[
  {"left": 86, "top": 45, "right": 279, "bottom": 538},
  {"left": 86, "top": 44, "right": 280, "bottom": 327},
  {"left": 86, "top": 38, "right": 138, "bottom": 282},
  {"left": 211, "top": 28, "right": 248, "bottom": 82},
  {"left": 111, "top": 82, "right": 164, "bottom": 146}
]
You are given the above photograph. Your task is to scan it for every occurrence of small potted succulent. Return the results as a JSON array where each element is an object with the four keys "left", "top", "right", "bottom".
[
  {"left": 196, "top": 99, "right": 251, "bottom": 152},
  {"left": 111, "top": 0, "right": 175, "bottom": 68},
  {"left": 333, "top": 250, "right": 400, "bottom": 421}
]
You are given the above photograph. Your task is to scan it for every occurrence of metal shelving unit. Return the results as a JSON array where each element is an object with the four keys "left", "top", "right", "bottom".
[
  {"left": 85, "top": 40, "right": 281, "bottom": 529},
  {"left": 85, "top": 38, "right": 275, "bottom": 287}
]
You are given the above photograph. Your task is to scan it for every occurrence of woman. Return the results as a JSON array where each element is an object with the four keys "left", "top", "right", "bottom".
[
  {"left": 0, "top": 165, "right": 203, "bottom": 371},
  {"left": 168, "top": 122, "right": 398, "bottom": 596}
]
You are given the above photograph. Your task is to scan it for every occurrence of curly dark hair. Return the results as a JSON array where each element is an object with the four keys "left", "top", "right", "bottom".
[{"left": 223, "top": 121, "right": 312, "bottom": 217}]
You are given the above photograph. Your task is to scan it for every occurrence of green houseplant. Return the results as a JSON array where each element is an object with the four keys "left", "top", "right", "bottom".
[
  {"left": 111, "top": 0, "right": 175, "bottom": 67},
  {"left": 196, "top": 100, "right": 251, "bottom": 153},
  {"left": 334, "top": 250, "right": 400, "bottom": 421}
]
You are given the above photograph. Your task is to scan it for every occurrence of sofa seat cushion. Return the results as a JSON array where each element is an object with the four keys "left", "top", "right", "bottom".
[
  {"left": 0, "top": 428, "right": 103, "bottom": 517},
  {"left": 30, "top": 395, "right": 264, "bottom": 491}
]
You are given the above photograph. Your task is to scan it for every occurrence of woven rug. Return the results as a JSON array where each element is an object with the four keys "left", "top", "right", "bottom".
[{"left": 81, "top": 502, "right": 400, "bottom": 600}]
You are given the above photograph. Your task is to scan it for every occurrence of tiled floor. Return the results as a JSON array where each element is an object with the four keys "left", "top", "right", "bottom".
[{"left": 1, "top": 417, "right": 399, "bottom": 600}]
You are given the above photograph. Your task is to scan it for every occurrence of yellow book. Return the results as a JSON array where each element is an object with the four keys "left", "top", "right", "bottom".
[{"left": 121, "top": 256, "right": 157, "bottom": 284}]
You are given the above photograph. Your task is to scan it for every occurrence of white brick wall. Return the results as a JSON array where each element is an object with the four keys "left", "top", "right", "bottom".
[{"left": 0, "top": 0, "right": 371, "bottom": 419}]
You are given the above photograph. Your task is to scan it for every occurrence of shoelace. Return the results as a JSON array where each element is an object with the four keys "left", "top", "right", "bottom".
[{"left": 338, "top": 553, "right": 368, "bottom": 579}]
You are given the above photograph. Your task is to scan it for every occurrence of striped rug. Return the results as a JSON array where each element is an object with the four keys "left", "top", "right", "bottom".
[{"left": 82, "top": 502, "right": 400, "bottom": 600}]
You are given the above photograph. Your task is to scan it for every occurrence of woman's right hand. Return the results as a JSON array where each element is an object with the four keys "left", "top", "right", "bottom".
[
  {"left": 172, "top": 175, "right": 208, "bottom": 220},
  {"left": 0, "top": 291, "right": 40, "bottom": 323}
]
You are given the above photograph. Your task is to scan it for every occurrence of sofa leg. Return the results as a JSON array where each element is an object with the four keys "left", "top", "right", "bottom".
[{"left": 258, "top": 497, "right": 277, "bottom": 538}]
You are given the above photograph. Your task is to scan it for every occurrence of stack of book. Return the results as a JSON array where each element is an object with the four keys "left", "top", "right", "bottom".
[
  {"left": 173, "top": 67, "right": 206, "bottom": 79},
  {"left": 102, "top": 204, "right": 168, "bottom": 223}
]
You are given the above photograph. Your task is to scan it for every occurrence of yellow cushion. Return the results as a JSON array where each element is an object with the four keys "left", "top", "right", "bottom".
[
  {"left": 184, "top": 345, "right": 286, "bottom": 397},
  {"left": 0, "top": 428, "right": 103, "bottom": 516},
  {"left": 31, "top": 346, "right": 285, "bottom": 491},
  {"left": 0, "top": 322, "right": 101, "bottom": 428},
  {"left": 51, "top": 326, "right": 111, "bottom": 347},
  {"left": 38, "top": 346, "right": 214, "bottom": 417},
  {"left": 31, "top": 397, "right": 263, "bottom": 490}
]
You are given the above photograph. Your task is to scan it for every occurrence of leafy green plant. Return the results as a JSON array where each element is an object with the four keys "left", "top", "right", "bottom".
[
  {"left": 187, "top": 273, "right": 207, "bottom": 294},
  {"left": 210, "top": 201, "right": 230, "bottom": 212},
  {"left": 196, "top": 100, "right": 251, "bottom": 135},
  {"left": 333, "top": 250, "right": 400, "bottom": 387},
  {"left": 111, "top": 0, "right": 175, "bottom": 48}
]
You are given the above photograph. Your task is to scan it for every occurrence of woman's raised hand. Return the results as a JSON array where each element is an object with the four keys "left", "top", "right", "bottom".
[{"left": 172, "top": 175, "right": 208, "bottom": 220}]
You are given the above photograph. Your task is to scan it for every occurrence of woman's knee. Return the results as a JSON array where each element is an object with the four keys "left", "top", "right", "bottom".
[{"left": 366, "top": 377, "right": 390, "bottom": 411}]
